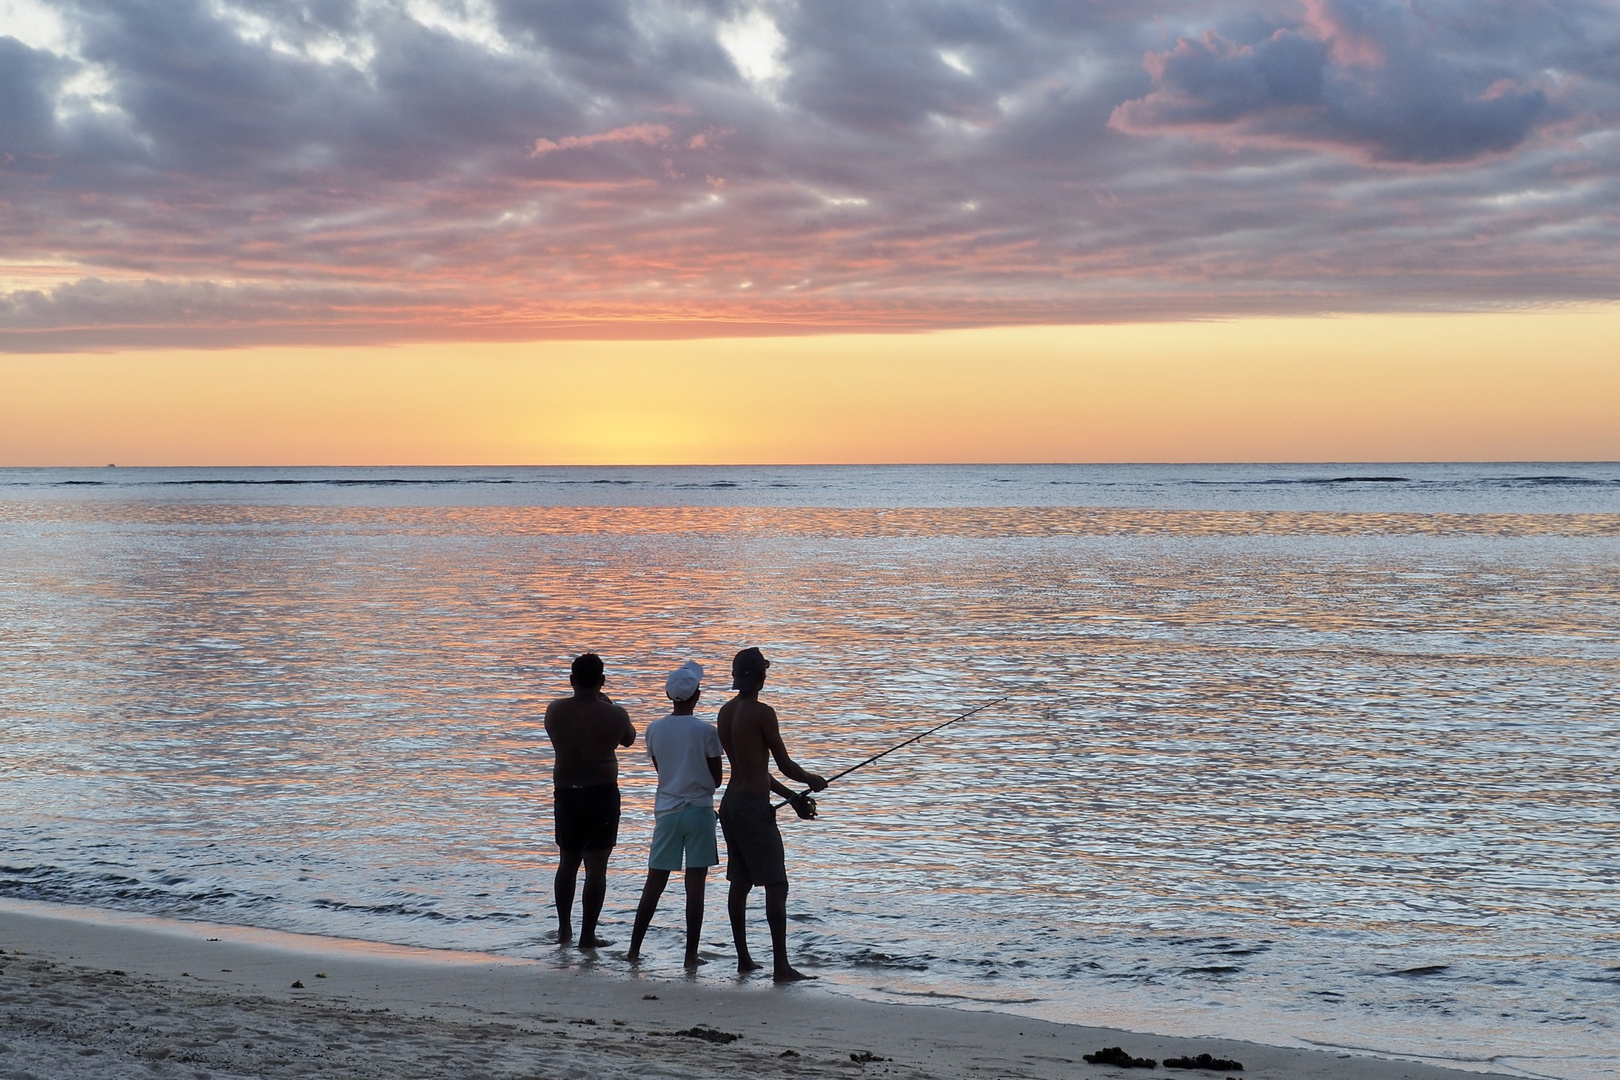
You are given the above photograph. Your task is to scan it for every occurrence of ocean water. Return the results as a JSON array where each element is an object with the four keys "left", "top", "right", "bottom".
[{"left": 1, "top": 464, "right": 1617, "bottom": 1078}]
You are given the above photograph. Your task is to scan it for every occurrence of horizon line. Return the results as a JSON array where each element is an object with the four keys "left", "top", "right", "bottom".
[{"left": 5, "top": 460, "right": 1617, "bottom": 471}]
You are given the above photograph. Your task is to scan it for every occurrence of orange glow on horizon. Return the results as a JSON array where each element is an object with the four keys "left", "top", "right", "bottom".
[{"left": 3, "top": 308, "right": 1618, "bottom": 465}]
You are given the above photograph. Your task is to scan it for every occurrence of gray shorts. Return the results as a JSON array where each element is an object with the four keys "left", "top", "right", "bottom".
[{"left": 718, "top": 790, "right": 786, "bottom": 887}]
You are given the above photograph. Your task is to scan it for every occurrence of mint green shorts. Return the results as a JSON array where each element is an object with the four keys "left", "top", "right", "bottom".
[{"left": 648, "top": 804, "right": 719, "bottom": 871}]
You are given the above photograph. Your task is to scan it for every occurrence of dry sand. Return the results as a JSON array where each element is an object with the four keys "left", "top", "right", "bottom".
[{"left": 0, "top": 899, "right": 1518, "bottom": 1080}]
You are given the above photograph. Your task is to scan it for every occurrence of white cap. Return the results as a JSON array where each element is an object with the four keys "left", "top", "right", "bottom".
[{"left": 665, "top": 660, "right": 704, "bottom": 702}]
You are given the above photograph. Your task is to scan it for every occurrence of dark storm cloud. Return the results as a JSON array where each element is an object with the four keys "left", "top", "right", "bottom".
[
  {"left": 3, "top": 0, "right": 1619, "bottom": 349},
  {"left": 0, "top": 36, "right": 68, "bottom": 163},
  {"left": 1110, "top": 0, "right": 1566, "bottom": 163}
]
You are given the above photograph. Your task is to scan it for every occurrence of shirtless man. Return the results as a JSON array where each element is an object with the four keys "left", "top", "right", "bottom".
[
  {"left": 544, "top": 652, "right": 635, "bottom": 949},
  {"left": 716, "top": 647, "right": 827, "bottom": 982}
]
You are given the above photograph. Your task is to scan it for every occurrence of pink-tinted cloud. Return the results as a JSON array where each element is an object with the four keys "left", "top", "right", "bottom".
[
  {"left": 3, "top": 0, "right": 1620, "bottom": 350},
  {"left": 1111, "top": 2, "right": 1561, "bottom": 164},
  {"left": 531, "top": 123, "right": 672, "bottom": 156}
]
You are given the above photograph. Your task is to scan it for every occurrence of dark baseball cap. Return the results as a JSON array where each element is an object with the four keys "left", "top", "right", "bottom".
[{"left": 730, "top": 647, "right": 771, "bottom": 688}]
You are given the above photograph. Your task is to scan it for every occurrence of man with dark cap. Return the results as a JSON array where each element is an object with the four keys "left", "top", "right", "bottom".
[
  {"left": 716, "top": 647, "right": 827, "bottom": 982},
  {"left": 544, "top": 652, "right": 635, "bottom": 948}
]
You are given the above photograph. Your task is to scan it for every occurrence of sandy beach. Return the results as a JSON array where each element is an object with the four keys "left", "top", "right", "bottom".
[{"left": 0, "top": 899, "right": 1522, "bottom": 1080}]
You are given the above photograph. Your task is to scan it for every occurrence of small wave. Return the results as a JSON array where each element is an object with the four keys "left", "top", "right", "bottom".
[
  {"left": 0, "top": 864, "right": 259, "bottom": 911},
  {"left": 1377, "top": 964, "right": 1452, "bottom": 978},
  {"left": 1203, "top": 945, "right": 1269, "bottom": 957},
  {"left": 1327, "top": 476, "right": 1410, "bottom": 483},
  {"left": 1182, "top": 965, "right": 1243, "bottom": 976},
  {"left": 867, "top": 987, "right": 1043, "bottom": 1005},
  {"left": 43, "top": 477, "right": 529, "bottom": 489},
  {"left": 1496, "top": 475, "right": 1616, "bottom": 486},
  {"left": 155, "top": 478, "right": 477, "bottom": 487},
  {"left": 311, "top": 898, "right": 454, "bottom": 921},
  {"left": 842, "top": 948, "right": 931, "bottom": 971},
  {"left": 1185, "top": 477, "right": 1411, "bottom": 486},
  {"left": 466, "top": 910, "right": 533, "bottom": 923},
  {"left": 1575, "top": 971, "right": 1620, "bottom": 986}
]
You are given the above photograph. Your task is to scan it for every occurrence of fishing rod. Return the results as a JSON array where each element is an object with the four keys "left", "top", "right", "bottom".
[{"left": 774, "top": 695, "right": 1008, "bottom": 816}]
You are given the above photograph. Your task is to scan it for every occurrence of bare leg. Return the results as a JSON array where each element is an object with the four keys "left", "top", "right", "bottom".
[
  {"left": 553, "top": 848, "right": 583, "bottom": 944},
  {"left": 683, "top": 867, "right": 708, "bottom": 967},
  {"left": 728, "top": 879, "right": 762, "bottom": 973},
  {"left": 765, "top": 881, "right": 813, "bottom": 982},
  {"left": 578, "top": 848, "right": 613, "bottom": 948},
  {"left": 627, "top": 869, "right": 671, "bottom": 962}
]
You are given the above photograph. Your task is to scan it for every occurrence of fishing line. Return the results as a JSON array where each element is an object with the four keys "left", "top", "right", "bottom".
[{"left": 774, "top": 695, "right": 1009, "bottom": 815}]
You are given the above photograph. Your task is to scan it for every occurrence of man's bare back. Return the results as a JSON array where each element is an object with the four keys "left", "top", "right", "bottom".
[
  {"left": 545, "top": 692, "right": 634, "bottom": 788},
  {"left": 543, "top": 654, "right": 635, "bottom": 950}
]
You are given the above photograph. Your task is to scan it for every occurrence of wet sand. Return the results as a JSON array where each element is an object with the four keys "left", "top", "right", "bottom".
[{"left": 0, "top": 899, "right": 1518, "bottom": 1080}]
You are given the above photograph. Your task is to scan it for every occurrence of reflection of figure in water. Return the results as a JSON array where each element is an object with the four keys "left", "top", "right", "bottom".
[
  {"left": 626, "top": 661, "right": 723, "bottom": 968},
  {"left": 544, "top": 652, "right": 635, "bottom": 949},
  {"left": 716, "top": 648, "right": 827, "bottom": 982}
]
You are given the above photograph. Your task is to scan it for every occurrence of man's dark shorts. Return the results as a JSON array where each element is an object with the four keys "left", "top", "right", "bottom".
[
  {"left": 718, "top": 790, "right": 787, "bottom": 887},
  {"left": 554, "top": 783, "right": 621, "bottom": 853}
]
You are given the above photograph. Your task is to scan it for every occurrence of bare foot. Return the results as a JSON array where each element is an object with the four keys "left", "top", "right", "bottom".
[
  {"left": 773, "top": 966, "right": 816, "bottom": 983},
  {"left": 684, "top": 955, "right": 709, "bottom": 969},
  {"left": 626, "top": 950, "right": 641, "bottom": 964},
  {"left": 555, "top": 926, "right": 574, "bottom": 946},
  {"left": 578, "top": 934, "right": 614, "bottom": 949},
  {"left": 737, "top": 957, "right": 764, "bottom": 974}
]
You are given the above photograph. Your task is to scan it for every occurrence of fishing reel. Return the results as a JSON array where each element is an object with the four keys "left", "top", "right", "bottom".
[{"left": 789, "top": 792, "right": 819, "bottom": 820}]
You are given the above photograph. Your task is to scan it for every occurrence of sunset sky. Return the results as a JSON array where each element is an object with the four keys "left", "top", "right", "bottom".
[{"left": 3, "top": 0, "right": 1618, "bottom": 464}]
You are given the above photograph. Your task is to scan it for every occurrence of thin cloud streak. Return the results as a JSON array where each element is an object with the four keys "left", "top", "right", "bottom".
[{"left": 3, "top": 0, "right": 1619, "bottom": 350}]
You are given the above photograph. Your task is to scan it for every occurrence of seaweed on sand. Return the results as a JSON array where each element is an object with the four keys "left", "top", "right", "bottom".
[
  {"left": 1084, "top": 1047, "right": 1157, "bottom": 1068},
  {"left": 668, "top": 1025, "right": 741, "bottom": 1044},
  {"left": 1165, "top": 1053, "right": 1243, "bottom": 1071}
]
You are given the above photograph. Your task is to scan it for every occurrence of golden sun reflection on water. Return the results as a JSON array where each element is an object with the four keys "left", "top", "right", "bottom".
[{"left": 8, "top": 501, "right": 1620, "bottom": 538}]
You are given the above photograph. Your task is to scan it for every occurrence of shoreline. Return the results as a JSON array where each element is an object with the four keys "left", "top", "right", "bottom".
[{"left": 0, "top": 898, "right": 1525, "bottom": 1080}]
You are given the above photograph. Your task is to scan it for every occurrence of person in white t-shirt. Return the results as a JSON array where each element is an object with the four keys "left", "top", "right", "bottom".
[{"left": 625, "top": 660, "right": 724, "bottom": 967}]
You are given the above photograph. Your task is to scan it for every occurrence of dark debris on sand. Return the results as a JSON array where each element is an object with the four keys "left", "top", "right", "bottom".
[
  {"left": 850, "top": 1051, "right": 888, "bottom": 1063},
  {"left": 1084, "top": 1047, "right": 1158, "bottom": 1068},
  {"left": 1165, "top": 1054, "right": 1243, "bottom": 1071},
  {"left": 667, "top": 1025, "right": 741, "bottom": 1044}
]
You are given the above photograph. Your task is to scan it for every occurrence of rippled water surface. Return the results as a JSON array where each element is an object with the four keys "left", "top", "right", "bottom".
[{"left": 2, "top": 465, "right": 1617, "bottom": 1078}]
